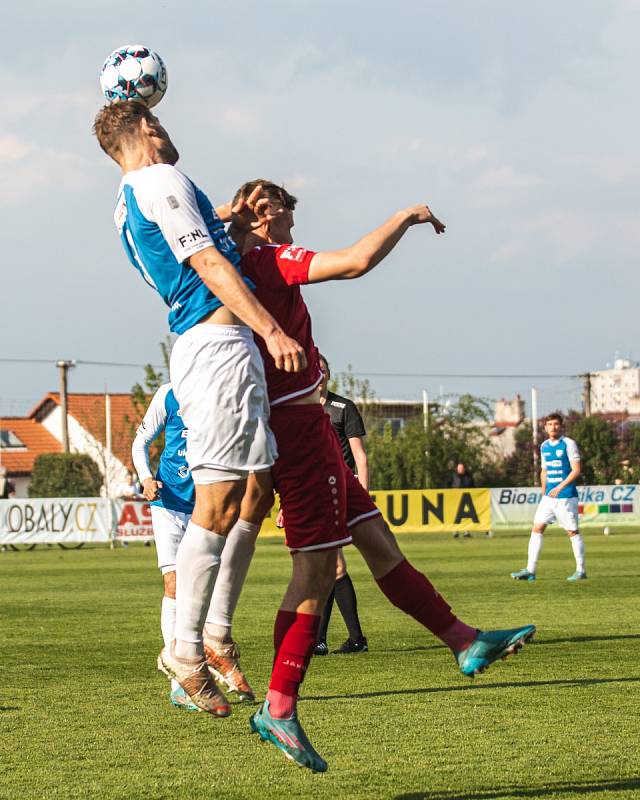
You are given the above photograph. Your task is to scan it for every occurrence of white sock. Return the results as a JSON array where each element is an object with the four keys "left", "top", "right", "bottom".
[
  {"left": 174, "top": 521, "right": 226, "bottom": 659},
  {"left": 161, "top": 595, "right": 176, "bottom": 648},
  {"left": 570, "top": 533, "right": 585, "bottom": 573},
  {"left": 204, "top": 519, "right": 258, "bottom": 643},
  {"left": 527, "top": 532, "right": 544, "bottom": 574}
]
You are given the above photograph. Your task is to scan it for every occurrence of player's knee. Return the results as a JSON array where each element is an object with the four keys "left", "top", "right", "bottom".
[
  {"left": 163, "top": 570, "right": 176, "bottom": 598},
  {"left": 194, "top": 481, "right": 245, "bottom": 534},
  {"left": 246, "top": 490, "right": 274, "bottom": 523},
  {"left": 335, "top": 549, "right": 347, "bottom": 580},
  {"left": 239, "top": 473, "right": 274, "bottom": 525}
]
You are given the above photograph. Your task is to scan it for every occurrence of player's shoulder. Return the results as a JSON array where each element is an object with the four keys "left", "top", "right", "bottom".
[
  {"left": 562, "top": 436, "right": 580, "bottom": 453},
  {"left": 147, "top": 382, "right": 172, "bottom": 410},
  {"left": 327, "top": 391, "right": 348, "bottom": 410},
  {"left": 241, "top": 244, "right": 282, "bottom": 281},
  {"left": 243, "top": 244, "right": 279, "bottom": 264},
  {"left": 122, "top": 164, "right": 191, "bottom": 202}
]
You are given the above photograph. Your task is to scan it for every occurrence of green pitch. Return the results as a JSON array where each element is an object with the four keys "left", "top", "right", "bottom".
[{"left": 1, "top": 532, "right": 639, "bottom": 800}]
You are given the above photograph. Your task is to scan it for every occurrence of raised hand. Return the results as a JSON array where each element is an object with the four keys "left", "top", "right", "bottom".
[
  {"left": 409, "top": 205, "right": 446, "bottom": 234},
  {"left": 231, "top": 184, "right": 284, "bottom": 233}
]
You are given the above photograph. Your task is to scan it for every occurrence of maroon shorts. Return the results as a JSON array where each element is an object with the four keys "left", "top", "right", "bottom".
[
  {"left": 269, "top": 404, "right": 353, "bottom": 552},
  {"left": 344, "top": 467, "right": 382, "bottom": 528}
]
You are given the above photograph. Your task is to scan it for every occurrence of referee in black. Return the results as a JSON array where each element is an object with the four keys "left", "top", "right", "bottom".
[{"left": 314, "top": 353, "right": 369, "bottom": 655}]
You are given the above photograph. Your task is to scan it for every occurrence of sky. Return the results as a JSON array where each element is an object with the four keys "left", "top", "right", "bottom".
[{"left": 1, "top": 0, "right": 638, "bottom": 416}]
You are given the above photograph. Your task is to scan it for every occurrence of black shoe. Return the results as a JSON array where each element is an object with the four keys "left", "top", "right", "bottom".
[
  {"left": 313, "top": 640, "right": 329, "bottom": 656},
  {"left": 333, "top": 637, "right": 368, "bottom": 654}
]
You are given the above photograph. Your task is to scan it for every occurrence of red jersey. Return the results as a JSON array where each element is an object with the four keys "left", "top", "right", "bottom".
[{"left": 240, "top": 244, "right": 322, "bottom": 405}]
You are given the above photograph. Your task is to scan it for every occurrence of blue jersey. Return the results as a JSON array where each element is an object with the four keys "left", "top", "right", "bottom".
[
  {"left": 132, "top": 383, "right": 194, "bottom": 514},
  {"left": 114, "top": 164, "right": 250, "bottom": 334},
  {"left": 541, "top": 436, "right": 580, "bottom": 499}
]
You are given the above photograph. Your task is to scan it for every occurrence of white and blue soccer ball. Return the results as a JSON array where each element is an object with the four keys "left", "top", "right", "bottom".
[{"left": 100, "top": 45, "right": 167, "bottom": 108}]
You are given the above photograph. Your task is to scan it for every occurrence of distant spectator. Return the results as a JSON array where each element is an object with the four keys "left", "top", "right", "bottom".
[
  {"left": 116, "top": 471, "right": 143, "bottom": 501},
  {"left": 451, "top": 462, "right": 475, "bottom": 489},
  {"left": 0, "top": 467, "right": 16, "bottom": 499}
]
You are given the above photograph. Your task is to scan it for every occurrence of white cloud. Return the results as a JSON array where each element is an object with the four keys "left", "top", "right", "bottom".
[
  {"left": 0, "top": 143, "right": 96, "bottom": 208},
  {"left": 472, "top": 166, "right": 544, "bottom": 193},
  {"left": 0, "top": 135, "right": 33, "bottom": 162}
]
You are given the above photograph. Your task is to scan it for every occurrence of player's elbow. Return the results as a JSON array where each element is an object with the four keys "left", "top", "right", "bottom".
[{"left": 343, "top": 254, "right": 372, "bottom": 279}]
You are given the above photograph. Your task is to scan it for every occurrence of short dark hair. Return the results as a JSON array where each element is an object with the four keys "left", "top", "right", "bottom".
[
  {"left": 93, "top": 100, "right": 156, "bottom": 159},
  {"left": 545, "top": 413, "right": 563, "bottom": 424},
  {"left": 232, "top": 179, "right": 297, "bottom": 211},
  {"left": 318, "top": 352, "right": 330, "bottom": 378}
]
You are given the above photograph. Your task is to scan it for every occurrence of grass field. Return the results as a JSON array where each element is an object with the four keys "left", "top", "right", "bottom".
[{"left": 1, "top": 530, "right": 639, "bottom": 800}]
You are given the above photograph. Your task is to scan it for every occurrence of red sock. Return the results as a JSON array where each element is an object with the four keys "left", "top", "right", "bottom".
[
  {"left": 376, "top": 558, "right": 459, "bottom": 638},
  {"left": 273, "top": 610, "right": 297, "bottom": 654},
  {"left": 267, "top": 611, "right": 320, "bottom": 719}
]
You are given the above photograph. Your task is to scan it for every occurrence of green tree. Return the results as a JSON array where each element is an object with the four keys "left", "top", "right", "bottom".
[
  {"left": 566, "top": 414, "right": 620, "bottom": 484},
  {"left": 29, "top": 454, "right": 103, "bottom": 497},
  {"left": 366, "top": 393, "right": 498, "bottom": 490}
]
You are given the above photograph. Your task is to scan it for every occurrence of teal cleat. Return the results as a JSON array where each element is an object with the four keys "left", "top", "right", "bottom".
[
  {"left": 455, "top": 625, "right": 536, "bottom": 677},
  {"left": 567, "top": 571, "right": 587, "bottom": 581},
  {"left": 250, "top": 700, "right": 328, "bottom": 773},
  {"left": 511, "top": 568, "right": 536, "bottom": 581},
  {"left": 170, "top": 685, "right": 200, "bottom": 712}
]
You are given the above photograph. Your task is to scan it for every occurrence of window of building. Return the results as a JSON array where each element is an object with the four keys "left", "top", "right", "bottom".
[{"left": 0, "top": 430, "right": 26, "bottom": 449}]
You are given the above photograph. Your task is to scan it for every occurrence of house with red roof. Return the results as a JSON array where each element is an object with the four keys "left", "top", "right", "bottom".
[{"left": 0, "top": 393, "right": 140, "bottom": 497}]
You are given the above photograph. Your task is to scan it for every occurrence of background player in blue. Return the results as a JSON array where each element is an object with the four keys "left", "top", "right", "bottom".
[
  {"left": 132, "top": 384, "right": 258, "bottom": 708},
  {"left": 94, "top": 101, "right": 306, "bottom": 716},
  {"left": 511, "top": 413, "right": 586, "bottom": 581},
  {"left": 132, "top": 383, "right": 197, "bottom": 711}
]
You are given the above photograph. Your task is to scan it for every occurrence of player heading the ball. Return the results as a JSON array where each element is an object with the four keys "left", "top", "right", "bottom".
[{"left": 93, "top": 99, "right": 306, "bottom": 716}]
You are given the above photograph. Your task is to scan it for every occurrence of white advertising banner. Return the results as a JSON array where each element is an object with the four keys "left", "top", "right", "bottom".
[
  {"left": 0, "top": 498, "right": 113, "bottom": 544},
  {"left": 112, "top": 499, "right": 155, "bottom": 541},
  {"left": 490, "top": 485, "right": 639, "bottom": 528}
]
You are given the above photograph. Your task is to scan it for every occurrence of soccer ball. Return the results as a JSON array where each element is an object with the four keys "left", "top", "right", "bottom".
[{"left": 100, "top": 45, "right": 167, "bottom": 108}]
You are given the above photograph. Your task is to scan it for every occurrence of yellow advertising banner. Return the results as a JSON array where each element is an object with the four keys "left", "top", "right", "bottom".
[
  {"left": 370, "top": 488, "right": 491, "bottom": 533},
  {"left": 258, "top": 488, "right": 491, "bottom": 536}
]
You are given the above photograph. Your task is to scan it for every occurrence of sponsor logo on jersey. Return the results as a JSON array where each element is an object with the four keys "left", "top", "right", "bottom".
[
  {"left": 166, "top": 195, "right": 180, "bottom": 209},
  {"left": 177, "top": 228, "right": 208, "bottom": 248},
  {"left": 280, "top": 245, "right": 307, "bottom": 262}
]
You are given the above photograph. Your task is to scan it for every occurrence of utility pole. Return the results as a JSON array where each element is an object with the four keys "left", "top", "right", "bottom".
[
  {"left": 56, "top": 360, "right": 76, "bottom": 453},
  {"left": 582, "top": 372, "right": 592, "bottom": 417},
  {"left": 531, "top": 387, "right": 539, "bottom": 485},
  {"left": 422, "top": 389, "right": 431, "bottom": 489}
]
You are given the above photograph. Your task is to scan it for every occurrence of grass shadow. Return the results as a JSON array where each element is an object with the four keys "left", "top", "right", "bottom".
[
  {"left": 536, "top": 634, "right": 640, "bottom": 646},
  {"left": 396, "top": 776, "right": 640, "bottom": 799},
  {"left": 302, "top": 676, "right": 640, "bottom": 702}
]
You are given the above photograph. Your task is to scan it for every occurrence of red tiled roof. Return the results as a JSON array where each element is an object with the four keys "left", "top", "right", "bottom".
[
  {"left": 32, "top": 393, "right": 141, "bottom": 470},
  {"left": 0, "top": 417, "right": 62, "bottom": 475}
]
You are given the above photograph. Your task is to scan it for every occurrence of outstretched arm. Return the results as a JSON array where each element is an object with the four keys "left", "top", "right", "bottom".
[{"left": 306, "top": 205, "right": 445, "bottom": 284}]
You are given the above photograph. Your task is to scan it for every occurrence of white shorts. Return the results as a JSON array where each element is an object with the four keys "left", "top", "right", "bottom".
[
  {"left": 170, "top": 324, "right": 278, "bottom": 481},
  {"left": 151, "top": 505, "right": 190, "bottom": 574},
  {"left": 533, "top": 495, "right": 579, "bottom": 531}
]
